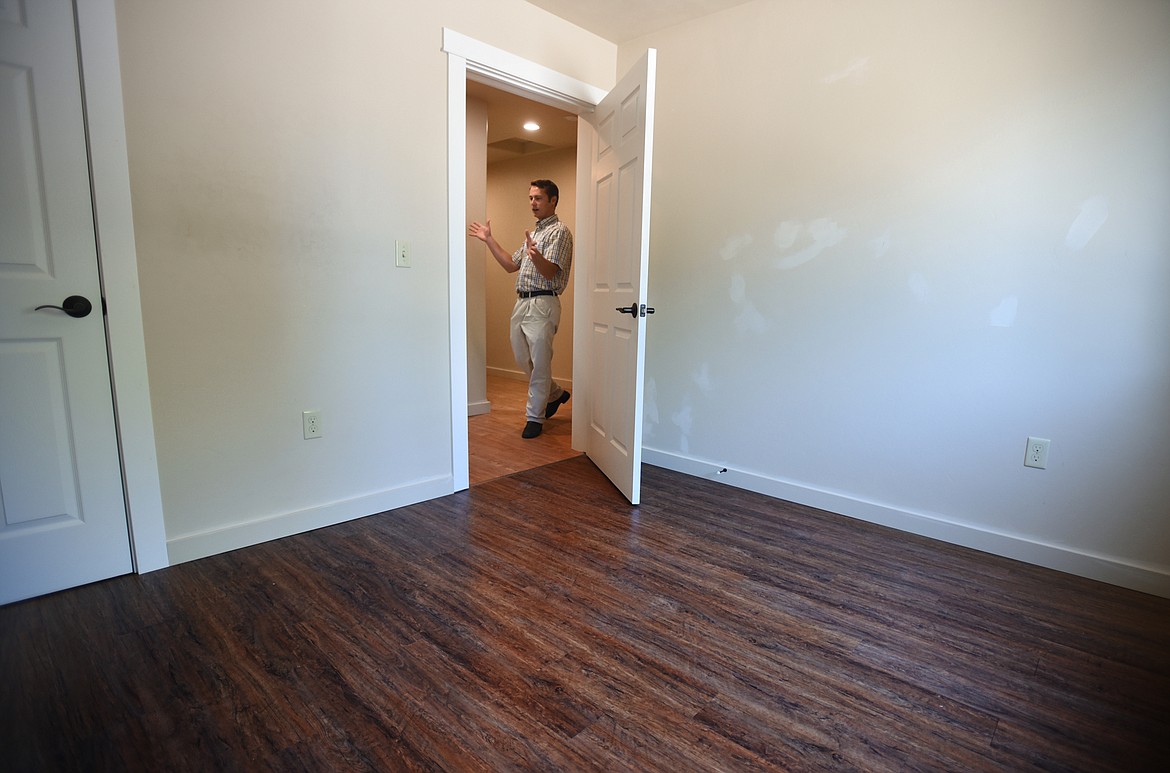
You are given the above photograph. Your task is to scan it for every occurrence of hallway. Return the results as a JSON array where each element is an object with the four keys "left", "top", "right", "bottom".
[{"left": 468, "top": 373, "right": 579, "bottom": 485}]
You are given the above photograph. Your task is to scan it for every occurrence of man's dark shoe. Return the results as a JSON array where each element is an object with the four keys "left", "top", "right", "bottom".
[
  {"left": 545, "top": 391, "right": 571, "bottom": 419},
  {"left": 521, "top": 421, "right": 543, "bottom": 439}
]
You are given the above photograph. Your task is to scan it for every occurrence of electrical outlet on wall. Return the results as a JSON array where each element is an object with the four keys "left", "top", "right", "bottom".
[
  {"left": 303, "top": 410, "right": 322, "bottom": 439},
  {"left": 1024, "top": 437, "right": 1050, "bottom": 469}
]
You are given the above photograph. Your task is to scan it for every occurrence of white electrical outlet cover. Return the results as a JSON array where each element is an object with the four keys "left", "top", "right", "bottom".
[{"left": 1024, "top": 437, "right": 1050, "bottom": 469}]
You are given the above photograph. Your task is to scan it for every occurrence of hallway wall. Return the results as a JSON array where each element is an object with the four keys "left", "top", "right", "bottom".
[{"left": 483, "top": 147, "right": 578, "bottom": 386}]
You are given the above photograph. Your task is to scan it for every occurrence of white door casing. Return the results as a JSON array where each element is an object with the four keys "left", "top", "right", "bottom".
[
  {"left": 443, "top": 29, "right": 605, "bottom": 493},
  {"left": 577, "top": 51, "right": 657, "bottom": 505},
  {"left": 0, "top": 0, "right": 134, "bottom": 604},
  {"left": 442, "top": 31, "right": 656, "bottom": 504}
]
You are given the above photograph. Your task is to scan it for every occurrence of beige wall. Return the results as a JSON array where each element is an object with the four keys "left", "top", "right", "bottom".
[
  {"left": 622, "top": 0, "right": 1170, "bottom": 593},
  {"left": 482, "top": 147, "right": 577, "bottom": 385},
  {"left": 113, "top": 0, "right": 613, "bottom": 560},
  {"left": 111, "top": 0, "right": 1170, "bottom": 594}
]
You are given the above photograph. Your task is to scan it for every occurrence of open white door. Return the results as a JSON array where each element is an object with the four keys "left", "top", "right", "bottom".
[
  {"left": 575, "top": 51, "right": 657, "bottom": 505},
  {"left": 0, "top": 0, "right": 133, "bottom": 604}
]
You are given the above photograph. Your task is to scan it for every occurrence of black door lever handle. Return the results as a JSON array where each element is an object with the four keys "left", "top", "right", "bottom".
[
  {"left": 615, "top": 303, "right": 655, "bottom": 318},
  {"left": 35, "top": 295, "right": 93, "bottom": 319}
]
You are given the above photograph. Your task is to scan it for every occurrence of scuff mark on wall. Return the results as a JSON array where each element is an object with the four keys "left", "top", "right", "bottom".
[
  {"left": 643, "top": 376, "right": 659, "bottom": 439},
  {"left": 822, "top": 57, "right": 871, "bottom": 85},
  {"left": 671, "top": 403, "right": 692, "bottom": 454},
  {"left": 774, "top": 221, "right": 801, "bottom": 250},
  {"left": 871, "top": 230, "right": 893, "bottom": 258},
  {"left": 1065, "top": 195, "right": 1109, "bottom": 251},
  {"left": 735, "top": 303, "right": 769, "bottom": 334},
  {"left": 989, "top": 296, "right": 1018, "bottom": 327},
  {"left": 775, "top": 218, "right": 849, "bottom": 270},
  {"left": 721, "top": 233, "right": 753, "bottom": 261},
  {"left": 730, "top": 272, "right": 769, "bottom": 334},
  {"left": 693, "top": 363, "right": 714, "bottom": 392}
]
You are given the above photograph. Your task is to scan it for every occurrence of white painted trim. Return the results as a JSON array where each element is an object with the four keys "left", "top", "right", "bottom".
[
  {"left": 643, "top": 447, "right": 1170, "bottom": 600},
  {"left": 166, "top": 476, "right": 453, "bottom": 565},
  {"left": 571, "top": 118, "right": 592, "bottom": 454},
  {"left": 468, "top": 400, "right": 491, "bottom": 417},
  {"left": 442, "top": 29, "right": 606, "bottom": 113},
  {"left": 448, "top": 53, "right": 471, "bottom": 492},
  {"left": 77, "top": 0, "right": 168, "bottom": 572},
  {"left": 444, "top": 29, "right": 605, "bottom": 490}
]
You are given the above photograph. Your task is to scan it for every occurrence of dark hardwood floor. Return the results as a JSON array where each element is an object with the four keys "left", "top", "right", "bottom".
[{"left": 3, "top": 457, "right": 1168, "bottom": 771}]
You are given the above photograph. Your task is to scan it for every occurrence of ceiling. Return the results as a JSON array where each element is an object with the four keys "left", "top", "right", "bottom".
[
  {"left": 467, "top": 80, "right": 579, "bottom": 165},
  {"left": 525, "top": 0, "right": 754, "bottom": 43}
]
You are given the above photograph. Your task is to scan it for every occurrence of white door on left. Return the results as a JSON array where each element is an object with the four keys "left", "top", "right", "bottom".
[{"left": 0, "top": 0, "right": 132, "bottom": 604}]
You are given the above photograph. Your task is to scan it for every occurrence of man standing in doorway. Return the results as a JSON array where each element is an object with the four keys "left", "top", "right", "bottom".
[{"left": 469, "top": 179, "right": 573, "bottom": 439}]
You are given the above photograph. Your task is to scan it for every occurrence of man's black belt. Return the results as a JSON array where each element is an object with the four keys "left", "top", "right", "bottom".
[{"left": 518, "top": 290, "right": 557, "bottom": 298}]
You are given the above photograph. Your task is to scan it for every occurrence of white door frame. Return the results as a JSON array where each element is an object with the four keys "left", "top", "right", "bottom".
[
  {"left": 75, "top": 0, "right": 168, "bottom": 571},
  {"left": 442, "top": 29, "right": 607, "bottom": 491}
]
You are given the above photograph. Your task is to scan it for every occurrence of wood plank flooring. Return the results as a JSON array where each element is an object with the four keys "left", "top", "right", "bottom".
[
  {"left": 469, "top": 374, "right": 579, "bottom": 485},
  {"left": 3, "top": 456, "right": 1169, "bottom": 771}
]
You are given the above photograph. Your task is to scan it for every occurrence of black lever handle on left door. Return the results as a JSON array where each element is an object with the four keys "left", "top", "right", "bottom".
[{"left": 35, "top": 295, "right": 93, "bottom": 319}]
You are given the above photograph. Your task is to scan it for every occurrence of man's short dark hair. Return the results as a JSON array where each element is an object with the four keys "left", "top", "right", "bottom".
[{"left": 531, "top": 179, "right": 559, "bottom": 201}]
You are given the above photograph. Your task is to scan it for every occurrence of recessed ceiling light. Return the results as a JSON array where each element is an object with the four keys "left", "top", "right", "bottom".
[{"left": 523, "top": 121, "right": 540, "bottom": 131}]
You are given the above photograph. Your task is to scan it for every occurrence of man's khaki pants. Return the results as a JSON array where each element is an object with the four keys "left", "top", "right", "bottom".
[{"left": 510, "top": 295, "right": 567, "bottom": 423}]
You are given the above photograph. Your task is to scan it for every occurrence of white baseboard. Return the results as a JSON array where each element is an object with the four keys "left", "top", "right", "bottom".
[
  {"left": 165, "top": 475, "right": 454, "bottom": 566},
  {"left": 487, "top": 365, "right": 525, "bottom": 381},
  {"left": 643, "top": 447, "right": 1170, "bottom": 600},
  {"left": 486, "top": 365, "right": 572, "bottom": 392},
  {"left": 468, "top": 399, "right": 491, "bottom": 416}
]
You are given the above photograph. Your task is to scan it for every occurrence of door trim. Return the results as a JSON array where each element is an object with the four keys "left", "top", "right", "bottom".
[
  {"left": 443, "top": 28, "right": 607, "bottom": 492},
  {"left": 76, "top": 0, "right": 167, "bottom": 571}
]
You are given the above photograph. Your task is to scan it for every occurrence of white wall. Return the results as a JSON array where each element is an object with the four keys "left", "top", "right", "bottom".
[
  {"left": 113, "top": 0, "right": 614, "bottom": 561},
  {"left": 111, "top": 0, "right": 1170, "bottom": 596},
  {"left": 624, "top": 0, "right": 1170, "bottom": 595},
  {"left": 483, "top": 148, "right": 578, "bottom": 385}
]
